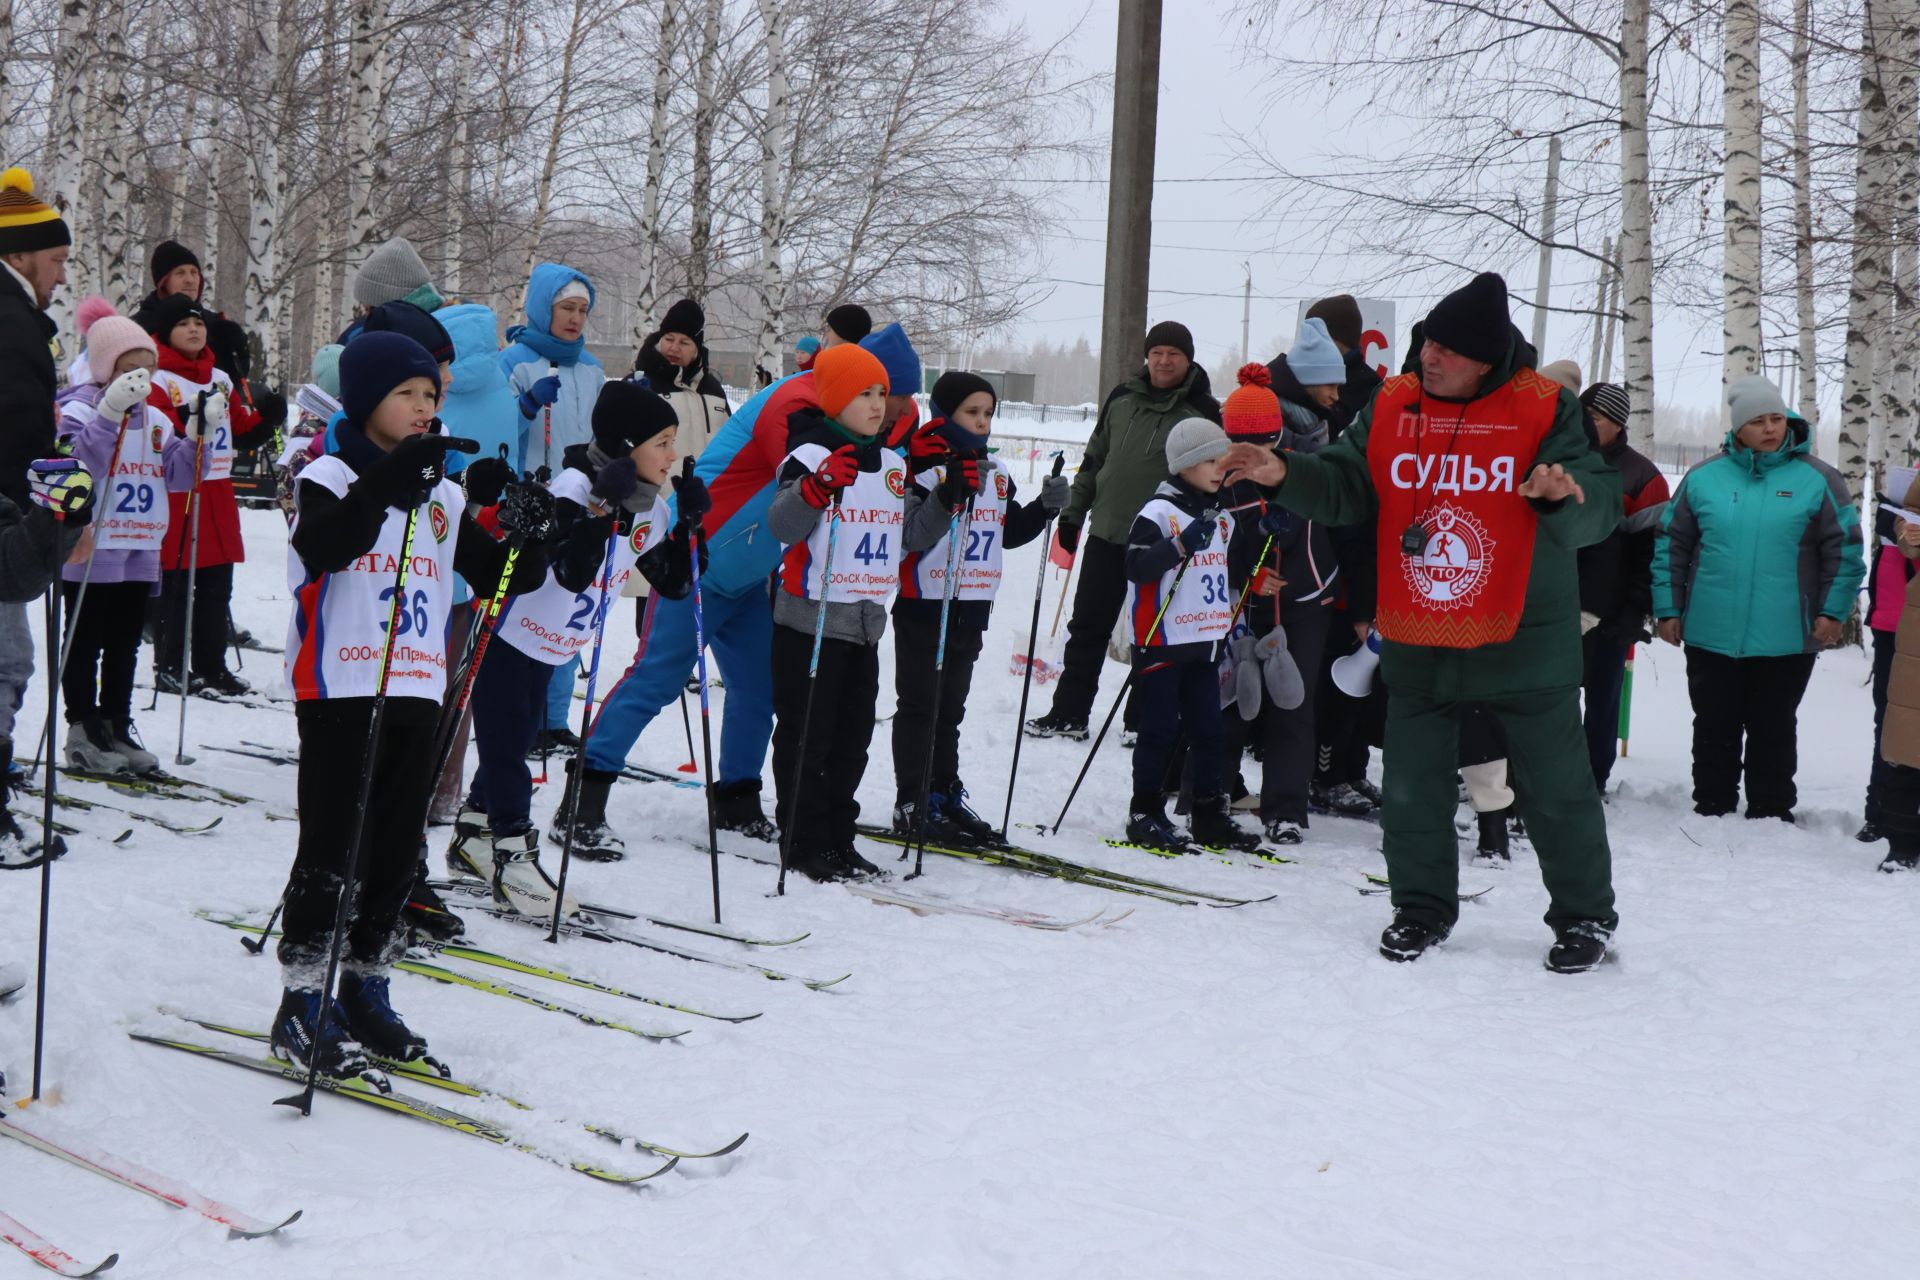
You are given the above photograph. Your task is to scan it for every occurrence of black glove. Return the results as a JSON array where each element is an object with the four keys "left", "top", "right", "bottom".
[
  {"left": 671, "top": 522, "right": 709, "bottom": 577},
  {"left": 937, "top": 457, "right": 983, "bottom": 511},
  {"left": 1258, "top": 506, "right": 1293, "bottom": 537},
  {"left": 254, "top": 387, "right": 289, "bottom": 430},
  {"left": 361, "top": 434, "right": 453, "bottom": 509},
  {"left": 673, "top": 464, "right": 711, "bottom": 530},
  {"left": 557, "top": 514, "right": 616, "bottom": 588},
  {"left": 593, "top": 457, "right": 640, "bottom": 509},
  {"left": 1178, "top": 510, "right": 1219, "bottom": 556},
  {"left": 1057, "top": 520, "right": 1081, "bottom": 556},
  {"left": 463, "top": 456, "right": 514, "bottom": 506},
  {"left": 496, "top": 479, "right": 558, "bottom": 543}
]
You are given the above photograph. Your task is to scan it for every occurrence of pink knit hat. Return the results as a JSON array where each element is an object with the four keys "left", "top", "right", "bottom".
[{"left": 85, "top": 312, "right": 157, "bottom": 385}]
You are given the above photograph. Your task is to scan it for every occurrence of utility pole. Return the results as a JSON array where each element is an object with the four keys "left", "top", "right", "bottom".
[
  {"left": 1530, "top": 135, "right": 1562, "bottom": 354},
  {"left": 1241, "top": 263, "right": 1252, "bottom": 368},
  {"left": 1097, "top": 0, "right": 1162, "bottom": 402},
  {"left": 1588, "top": 233, "right": 1613, "bottom": 378}
]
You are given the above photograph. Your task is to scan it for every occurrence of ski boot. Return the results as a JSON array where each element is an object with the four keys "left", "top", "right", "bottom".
[
  {"left": 893, "top": 793, "right": 975, "bottom": 849},
  {"left": 491, "top": 826, "right": 579, "bottom": 918},
  {"left": 153, "top": 669, "right": 205, "bottom": 697},
  {"left": 403, "top": 856, "right": 465, "bottom": 942},
  {"left": 198, "top": 667, "right": 252, "bottom": 698},
  {"left": 1119, "top": 728, "right": 1138, "bottom": 749},
  {"left": 1473, "top": 810, "right": 1511, "bottom": 867},
  {"left": 0, "top": 747, "right": 62, "bottom": 869},
  {"left": 1857, "top": 821, "right": 1885, "bottom": 844},
  {"left": 1317, "top": 781, "right": 1377, "bottom": 818},
  {"left": 543, "top": 726, "right": 583, "bottom": 752},
  {"left": 828, "top": 845, "right": 883, "bottom": 881},
  {"left": 1124, "top": 802, "right": 1188, "bottom": 853},
  {"left": 445, "top": 803, "right": 492, "bottom": 880},
  {"left": 786, "top": 843, "right": 857, "bottom": 883},
  {"left": 1263, "top": 819, "right": 1304, "bottom": 846},
  {"left": 1879, "top": 847, "right": 1919, "bottom": 873},
  {"left": 1379, "top": 912, "right": 1449, "bottom": 963},
  {"left": 1023, "top": 711, "right": 1089, "bottom": 741},
  {"left": 1351, "top": 778, "right": 1384, "bottom": 809},
  {"left": 270, "top": 988, "right": 373, "bottom": 1078},
  {"left": 1190, "top": 795, "right": 1262, "bottom": 852},
  {"left": 106, "top": 719, "right": 160, "bottom": 775},
  {"left": 64, "top": 717, "right": 131, "bottom": 775},
  {"left": 337, "top": 970, "right": 429, "bottom": 1061},
  {"left": 940, "top": 784, "right": 998, "bottom": 846},
  {"left": 713, "top": 778, "right": 779, "bottom": 842},
  {"left": 1544, "top": 922, "right": 1612, "bottom": 974},
  {"left": 548, "top": 764, "right": 624, "bottom": 860}
]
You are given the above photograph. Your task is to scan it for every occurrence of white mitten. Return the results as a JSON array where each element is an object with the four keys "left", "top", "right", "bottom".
[
  {"left": 1257, "top": 627, "right": 1305, "bottom": 710},
  {"left": 99, "top": 367, "right": 151, "bottom": 417}
]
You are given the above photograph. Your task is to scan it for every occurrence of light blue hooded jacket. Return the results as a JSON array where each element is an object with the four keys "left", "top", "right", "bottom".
[
  {"left": 436, "top": 302, "right": 520, "bottom": 472},
  {"left": 499, "top": 262, "right": 604, "bottom": 476}
]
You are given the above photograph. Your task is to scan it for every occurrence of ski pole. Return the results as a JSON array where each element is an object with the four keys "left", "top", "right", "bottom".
[
  {"left": 777, "top": 499, "right": 842, "bottom": 897},
  {"left": 277, "top": 502, "right": 422, "bottom": 1117},
  {"left": 240, "top": 900, "right": 283, "bottom": 955},
  {"left": 29, "top": 506, "right": 70, "bottom": 1101},
  {"left": 904, "top": 498, "right": 971, "bottom": 880},
  {"left": 424, "top": 543, "right": 524, "bottom": 809},
  {"left": 549, "top": 523, "right": 621, "bottom": 944},
  {"left": 173, "top": 403, "right": 210, "bottom": 766},
  {"left": 685, "top": 489, "right": 723, "bottom": 923},
  {"left": 998, "top": 454, "right": 1066, "bottom": 839},
  {"left": 678, "top": 690, "right": 696, "bottom": 768}
]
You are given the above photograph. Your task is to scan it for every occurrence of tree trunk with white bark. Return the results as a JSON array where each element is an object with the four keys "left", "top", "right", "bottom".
[
  {"left": 686, "top": 0, "right": 723, "bottom": 301},
  {"left": 1619, "top": 0, "right": 1656, "bottom": 453},
  {"left": 1883, "top": 0, "right": 1919, "bottom": 466},
  {"left": 635, "top": 0, "right": 676, "bottom": 342},
  {"left": 347, "top": 0, "right": 388, "bottom": 266},
  {"left": 1722, "top": 0, "right": 1764, "bottom": 386},
  {"left": 1840, "top": 1, "right": 1890, "bottom": 502},
  {"left": 243, "top": 10, "right": 284, "bottom": 380},
  {"left": 522, "top": 0, "right": 589, "bottom": 297},
  {"left": 93, "top": 0, "right": 136, "bottom": 309},
  {"left": 445, "top": 27, "right": 475, "bottom": 298},
  {"left": 753, "top": 0, "right": 789, "bottom": 376},
  {"left": 1791, "top": 0, "right": 1819, "bottom": 425}
]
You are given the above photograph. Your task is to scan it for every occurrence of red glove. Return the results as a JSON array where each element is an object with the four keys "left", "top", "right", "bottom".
[
  {"left": 938, "top": 457, "right": 982, "bottom": 510},
  {"left": 907, "top": 421, "right": 952, "bottom": 473},
  {"left": 800, "top": 445, "right": 861, "bottom": 509}
]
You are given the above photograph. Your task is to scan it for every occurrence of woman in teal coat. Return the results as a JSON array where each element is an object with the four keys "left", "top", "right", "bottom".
[{"left": 1653, "top": 375, "right": 1864, "bottom": 820}]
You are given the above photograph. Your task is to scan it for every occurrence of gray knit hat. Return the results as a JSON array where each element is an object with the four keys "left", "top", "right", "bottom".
[
  {"left": 1165, "top": 416, "right": 1230, "bottom": 473},
  {"left": 352, "top": 236, "right": 434, "bottom": 308},
  {"left": 1727, "top": 374, "right": 1788, "bottom": 428}
]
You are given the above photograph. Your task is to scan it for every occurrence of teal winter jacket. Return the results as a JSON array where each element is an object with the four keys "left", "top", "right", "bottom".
[{"left": 1652, "top": 421, "right": 1864, "bottom": 658}]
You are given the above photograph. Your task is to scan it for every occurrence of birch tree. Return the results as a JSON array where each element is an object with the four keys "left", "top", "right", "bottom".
[
  {"left": 92, "top": 0, "right": 135, "bottom": 307},
  {"left": 1620, "top": 0, "right": 1656, "bottom": 453},
  {"left": 685, "top": 0, "right": 724, "bottom": 301},
  {"left": 346, "top": 0, "right": 389, "bottom": 264},
  {"left": 241, "top": 1, "right": 284, "bottom": 376},
  {"left": 753, "top": 0, "right": 788, "bottom": 374},
  {"left": 1839, "top": 0, "right": 1889, "bottom": 501},
  {"left": 1790, "top": 0, "right": 1818, "bottom": 425},
  {"left": 634, "top": 0, "right": 677, "bottom": 339},
  {"left": 522, "top": 0, "right": 592, "bottom": 290},
  {"left": 1722, "top": 0, "right": 1764, "bottom": 384},
  {"left": 1880, "top": 0, "right": 1919, "bottom": 467}
]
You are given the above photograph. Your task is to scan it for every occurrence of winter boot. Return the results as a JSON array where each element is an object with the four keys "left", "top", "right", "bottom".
[
  {"left": 1318, "top": 781, "right": 1377, "bottom": 818},
  {"left": 828, "top": 845, "right": 883, "bottom": 881},
  {"left": 1189, "top": 795, "right": 1261, "bottom": 851},
  {"left": 713, "top": 778, "right": 778, "bottom": 842},
  {"left": 549, "top": 764, "right": 624, "bottom": 861},
  {"left": 153, "top": 669, "right": 204, "bottom": 696},
  {"left": 64, "top": 717, "right": 131, "bottom": 775},
  {"left": 270, "top": 988, "right": 372, "bottom": 1078},
  {"left": 491, "top": 826, "right": 579, "bottom": 918},
  {"left": 0, "top": 746, "right": 61, "bottom": 869},
  {"left": 1473, "top": 810, "right": 1511, "bottom": 866},
  {"left": 543, "top": 726, "right": 583, "bottom": 752},
  {"left": 197, "top": 667, "right": 251, "bottom": 698},
  {"left": 1124, "top": 800, "right": 1188, "bottom": 852},
  {"left": 1379, "top": 913, "right": 1450, "bottom": 963},
  {"left": 1857, "top": 821, "right": 1885, "bottom": 844},
  {"left": 1544, "top": 922, "right": 1612, "bottom": 974},
  {"left": 1879, "top": 848, "right": 1919, "bottom": 873},
  {"left": 402, "top": 864, "right": 466, "bottom": 943},
  {"left": 445, "top": 803, "right": 492, "bottom": 880},
  {"left": 1263, "top": 819, "right": 1304, "bottom": 846},
  {"left": 941, "top": 784, "right": 998, "bottom": 846},
  {"left": 893, "top": 792, "right": 977, "bottom": 849},
  {"left": 1352, "top": 778, "right": 1384, "bottom": 808},
  {"left": 106, "top": 719, "right": 160, "bottom": 775},
  {"left": 1023, "top": 711, "right": 1089, "bottom": 741},
  {"left": 786, "top": 843, "right": 855, "bottom": 883},
  {"left": 337, "top": 970, "right": 429, "bottom": 1061}
]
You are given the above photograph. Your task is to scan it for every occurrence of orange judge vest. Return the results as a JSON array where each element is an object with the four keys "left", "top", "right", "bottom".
[{"left": 1363, "top": 368, "right": 1561, "bottom": 648}]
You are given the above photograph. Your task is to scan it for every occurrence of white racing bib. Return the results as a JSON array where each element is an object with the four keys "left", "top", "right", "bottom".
[
  {"left": 65, "top": 401, "right": 170, "bottom": 552},
  {"left": 153, "top": 367, "right": 238, "bottom": 482},
  {"left": 901, "top": 462, "right": 1009, "bottom": 603},
  {"left": 497, "top": 469, "right": 669, "bottom": 665},
  {"left": 1126, "top": 498, "right": 1236, "bottom": 649},
  {"left": 778, "top": 442, "right": 907, "bottom": 603},
  {"left": 284, "top": 454, "right": 465, "bottom": 702}
]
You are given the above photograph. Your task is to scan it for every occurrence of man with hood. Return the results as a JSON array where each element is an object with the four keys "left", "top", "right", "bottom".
[
  {"left": 1226, "top": 272, "right": 1623, "bottom": 974},
  {"left": 1025, "top": 321, "right": 1222, "bottom": 740}
]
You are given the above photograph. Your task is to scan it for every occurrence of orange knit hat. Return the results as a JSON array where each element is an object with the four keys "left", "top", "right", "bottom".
[
  {"left": 813, "top": 343, "right": 890, "bottom": 420},
  {"left": 1222, "top": 363, "right": 1283, "bottom": 439}
]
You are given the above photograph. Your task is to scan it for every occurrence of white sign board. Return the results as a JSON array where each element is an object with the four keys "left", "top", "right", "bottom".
[{"left": 1297, "top": 299, "right": 1398, "bottom": 381}]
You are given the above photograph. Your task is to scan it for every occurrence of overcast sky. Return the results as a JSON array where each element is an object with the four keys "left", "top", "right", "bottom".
[{"left": 1013, "top": 1, "right": 1730, "bottom": 413}]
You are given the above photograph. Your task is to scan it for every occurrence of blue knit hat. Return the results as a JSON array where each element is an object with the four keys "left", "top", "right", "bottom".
[
  {"left": 1287, "top": 318, "right": 1347, "bottom": 386},
  {"left": 860, "top": 323, "right": 922, "bottom": 396},
  {"left": 340, "top": 332, "right": 442, "bottom": 427}
]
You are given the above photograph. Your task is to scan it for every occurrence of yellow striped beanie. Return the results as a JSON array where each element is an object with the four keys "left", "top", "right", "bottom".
[{"left": 0, "top": 167, "right": 73, "bottom": 254}]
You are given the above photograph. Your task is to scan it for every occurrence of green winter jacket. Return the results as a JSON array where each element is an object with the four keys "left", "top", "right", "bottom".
[
  {"left": 1265, "top": 341, "right": 1621, "bottom": 698},
  {"left": 1065, "top": 364, "right": 1222, "bottom": 546},
  {"left": 1651, "top": 421, "right": 1863, "bottom": 658}
]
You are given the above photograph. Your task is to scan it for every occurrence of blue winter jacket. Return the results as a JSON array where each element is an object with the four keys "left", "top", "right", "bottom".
[
  {"left": 435, "top": 303, "right": 520, "bottom": 472},
  {"left": 1653, "top": 420, "right": 1865, "bottom": 657},
  {"left": 499, "top": 263, "right": 604, "bottom": 476}
]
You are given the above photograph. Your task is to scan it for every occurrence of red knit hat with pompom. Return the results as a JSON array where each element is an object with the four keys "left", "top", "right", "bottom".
[{"left": 1222, "top": 363, "right": 1283, "bottom": 439}]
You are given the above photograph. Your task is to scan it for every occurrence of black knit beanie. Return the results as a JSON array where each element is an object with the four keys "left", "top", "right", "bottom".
[
  {"left": 149, "top": 239, "right": 201, "bottom": 285},
  {"left": 144, "top": 292, "right": 210, "bottom": 344},
  {"left": 1144, "top": 321, "right": 1194, "bottom": 361},
  {"left": 660, "top": 298, "right": 705, "bottom": 343},
  {"left": 360, "top": 301, "right": 455, "bottom": 365},
  {"left": 1304, "top": 295, "right": 1363, "bottom": 351},
  {"left": 931, "top": 371, "right": 996, "bottom": 420},
  {"left": 593, "top": 379, "right": 679, "bottom": 452},
  {"left": 1422, "top": 272, "right": 1512, "bottom": 366},
  {"left": 825, "top": 304, "right": 872, "bottom": 344}
]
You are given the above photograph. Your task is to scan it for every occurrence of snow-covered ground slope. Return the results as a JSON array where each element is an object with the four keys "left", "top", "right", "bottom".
[{"left": 1, "top": 505, "right": 1915, "bottom": 1279}]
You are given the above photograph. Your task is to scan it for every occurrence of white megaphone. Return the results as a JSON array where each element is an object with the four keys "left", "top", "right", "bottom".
[{"left": 1331, "top": 628, "right": 1382, "bottom": 698}]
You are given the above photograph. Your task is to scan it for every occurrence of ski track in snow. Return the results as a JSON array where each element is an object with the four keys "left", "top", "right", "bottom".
[{"left": 2, "top": 506, "right": 1916, "bottom": 1278}]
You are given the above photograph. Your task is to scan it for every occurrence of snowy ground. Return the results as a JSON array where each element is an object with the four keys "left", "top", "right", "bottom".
[{"left": 2, "top": 504, "right": 1917, "bottom": 1279}]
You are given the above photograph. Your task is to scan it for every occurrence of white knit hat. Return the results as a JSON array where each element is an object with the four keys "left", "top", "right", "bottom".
[{"left": 1165, "top": 417, "right": 1230, "bottom": 473}]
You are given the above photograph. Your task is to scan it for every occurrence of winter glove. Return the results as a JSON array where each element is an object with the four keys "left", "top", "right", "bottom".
[
  {"left": 1057, "top": 520, "right": 1081, "bottom": 556},
  {"left": 360, "top": 433, "right": 454, "bottom": 510},
  {"left": 254, "top": 386, "right": 289, "bottom": 430},
  {"left": 591, "top": 456, "right": 641, "bottom": 510},
  {"left": 495, "top": 478, "right": 558, "bottom": 543},
  {"left": 201, "top": 387, "right": 231, "bottom": 430},
  {"left": 555, "top": 513, "right": 616, "bottom": 588},
  {"left": 1039, "top": 472, "right": 1069, "bottom": 516},
  {"left": 1178, "top": 510, "right": 1219, "bottom": 556},
  {"left": 462, "top": 456, "right": 514, "bottom": 507},
  {"left": 98, "top": 367, "right": 152, "bottom": 418},
  {"left": 1258, "top": 506, "right": 1293, "bottom": 537},
  {"left": 517, "top": 374, "right": 563, "bottom": 419},
  {"left": 26, "top": 458, "right": 93, "bottom": 517},
  {"left": 1231, "top": 633, "right": 1263, "bottom": 720},
  {"left": 671, "top": 522, "right": 709, "bottom": 578},
  {"left": 799, "top": 445, "right": 860, "bottom": 510},
  {"left": 907, "top": 421, "right": 952, "bottom": 474},
  {"left": 937, "top": 457, "right": 982, "bottom": 511},
  {"left": 1256, "top": 627, "right": 1305, "bottom": 710},
  {"left": 673, "top": 466, "right": 711, "bottom": 531}
]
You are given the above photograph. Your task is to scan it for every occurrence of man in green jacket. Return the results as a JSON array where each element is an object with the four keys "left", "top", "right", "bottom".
[
  {"left": 1026, "top": 321, "right": 1222, "bottom": 738},
  {"left": 1225, "top": 272, "right": 1623, "bottom": 972}
]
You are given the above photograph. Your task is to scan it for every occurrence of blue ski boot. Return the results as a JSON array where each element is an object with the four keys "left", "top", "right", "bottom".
[{"left": 337, "top": 972, "right": 429, "bottom": 1062}]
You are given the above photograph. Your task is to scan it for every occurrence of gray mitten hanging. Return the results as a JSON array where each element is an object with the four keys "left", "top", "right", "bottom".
[
  {"left": 1232, "top": 633, "right": 1263, "bottom": 719},
  {"left": 1257, "top": 627, "right": 1305, "bottom": 710}
]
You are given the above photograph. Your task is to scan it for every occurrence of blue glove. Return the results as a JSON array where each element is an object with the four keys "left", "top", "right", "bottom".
[
  {"left": 517, "top": 374, "right": 562, "bottom": 419},
  {"left": 1178, "top": 510, "right": 1218, "bottom": 556},
  {"left": 1258, "top": 507, "right": 1293, "bottom": 537}
]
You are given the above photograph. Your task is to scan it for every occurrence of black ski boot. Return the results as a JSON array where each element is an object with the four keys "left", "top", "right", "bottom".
[
  {"left": 940, "top": 784, "right": 998, "bottom": 846},
  {"left": 1880, "top": 847, "right": 1919, "bottom": 873},
  {"left": 893, "top": 794, "right": 974, "bottom": 849},
  {"left": 1857, "top": 821, "right": 1884, "bottom": 844},
  {"left": 1190, "top": 795, "right": 1261, "bottom": 852},
  {"left": 713, "top": 778, "right": 779, "bottom": 842},
  {"left": 786, "top": 844, "right": 854, "bottom": 883},
  {"left": 403, "top": 857, "right": 466, "bottom": 942},
  {"left": 270, "top": 988, "right": 372, "bottom": 1078},
  {"left": 1544, "top": 922, "right": 1612, "bottom": 974},
  {"left": 548, "top": 764, "right": 624, "bottom": 860},
  {"left": 338, "top": 971, "right": 429, "bottom": 1061},
  {"left": 1124, "top": 801, "right": 1187, "bottom": 852},
  {"left": 1023, "top": 711, "right": 1089, "bottom": 741},
  {"left": 0, "top": 743, "right": 62, "bottom": 868},
  {"left": 1379, "top": 912, "right": 1450, "bottom": 963},
  {"left": 198, "top": 668, "right": 252, "bottom": 698},
  {"left": 829, "top": 845, "right": 883, "bottom": 880},
  {"left": 1474, "top": 810, "right": 1511, "bottom": 866}
]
